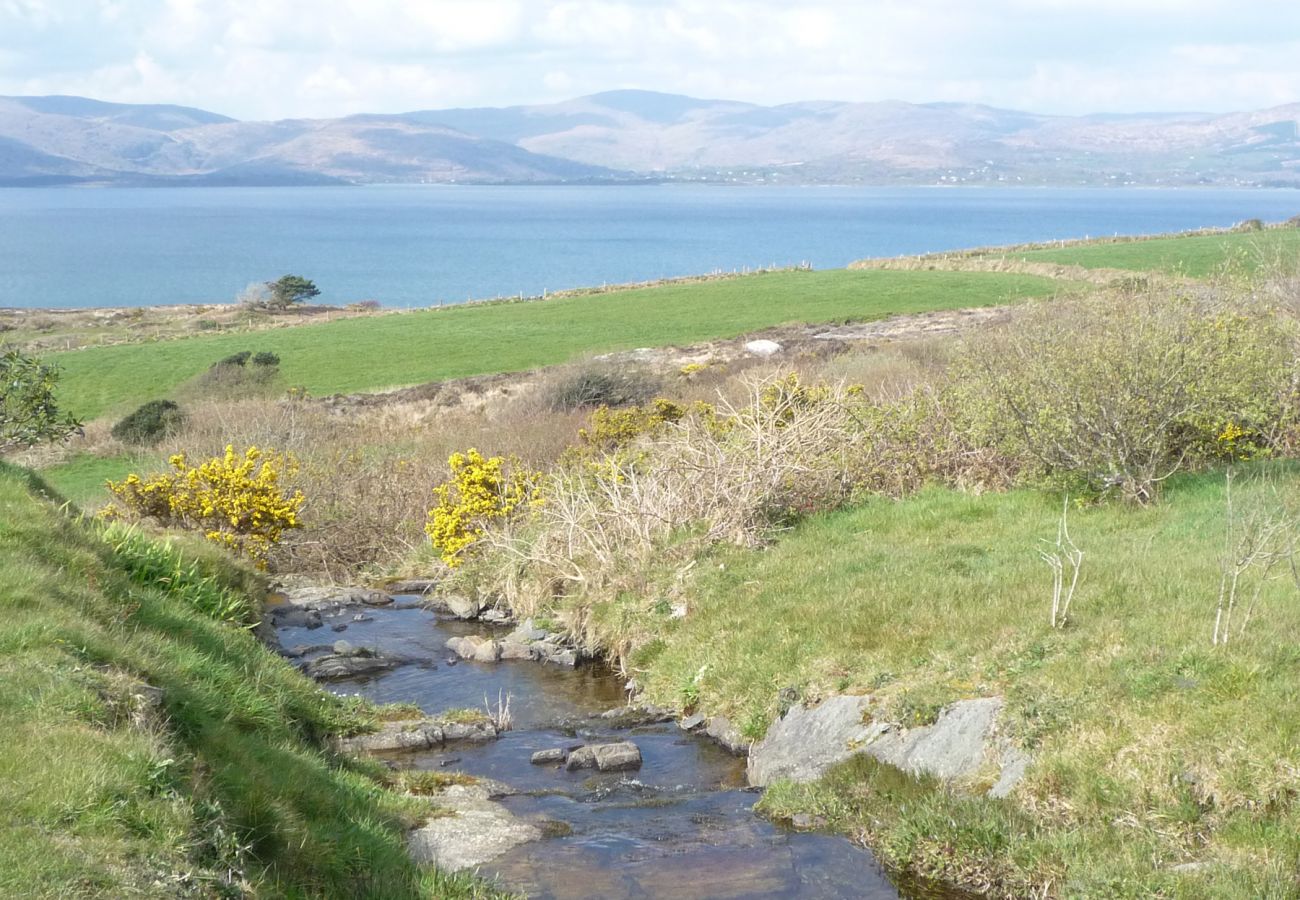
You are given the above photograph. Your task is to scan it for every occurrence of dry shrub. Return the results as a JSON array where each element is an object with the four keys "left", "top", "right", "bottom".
[{"left": 473, "top": 375, "right": 870, "bottom": 640}]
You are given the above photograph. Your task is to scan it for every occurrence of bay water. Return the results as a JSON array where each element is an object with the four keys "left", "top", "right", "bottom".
[{"left": 1, "top": 184, "right": 1296, "bottom": 309}]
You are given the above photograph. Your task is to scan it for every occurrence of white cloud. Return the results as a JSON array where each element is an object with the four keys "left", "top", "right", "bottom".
[{"left": 0, "top": 0, "right": 1296, "bottom": 118}]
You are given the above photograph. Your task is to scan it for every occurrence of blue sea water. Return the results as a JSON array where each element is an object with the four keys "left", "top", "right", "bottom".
[{"left": 0, "top": 185, "right": 1297, "bottom": 309}]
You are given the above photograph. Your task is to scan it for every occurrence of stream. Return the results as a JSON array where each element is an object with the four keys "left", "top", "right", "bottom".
[{"left": 274, "top": 596, "right": 956, "bottom": 899}]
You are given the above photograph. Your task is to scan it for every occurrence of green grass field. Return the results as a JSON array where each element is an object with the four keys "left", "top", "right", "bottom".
[
  {"left": 0, "top": 464, "right": 502, "bottom": 899},
  {"left": 1008, "top": 226, "right": 1300, "bottom": 277},
  {"left": 49, "top": 268, "right": 1059, "bottom": 420},
  {"left": 621, "top": 468, "right": 1300, "bottom": 895}
]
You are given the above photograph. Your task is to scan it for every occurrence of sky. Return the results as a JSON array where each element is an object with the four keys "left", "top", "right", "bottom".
[{"left": 2, "top": 0, "right": 1299, "bottom": 120}]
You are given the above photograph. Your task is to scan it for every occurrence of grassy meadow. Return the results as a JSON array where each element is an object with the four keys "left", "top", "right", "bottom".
[
  {"left": 993, "top": 223, "right": 1300, "bottom": 277},
  {"left": 47, "top": 268, "right": 1057, "bottom": 420},
  {"left": 627, "top": 472, "right": 1300, "bottom": 895}
]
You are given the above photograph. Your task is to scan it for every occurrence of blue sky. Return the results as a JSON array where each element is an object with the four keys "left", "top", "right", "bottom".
[{"left": 2, "top": 0, "right": 1299, "bottom": 119}]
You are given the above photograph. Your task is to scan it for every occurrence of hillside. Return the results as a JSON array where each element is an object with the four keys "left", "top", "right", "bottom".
[
  {"left": 0, "top": 95, "right": 621, "bottom": 186},
  {"left": 0, "top": 464, "right": 496, "bottom": 898},
  {"left": 2, "top": 90, "right": 1299, "bottom": 186}
]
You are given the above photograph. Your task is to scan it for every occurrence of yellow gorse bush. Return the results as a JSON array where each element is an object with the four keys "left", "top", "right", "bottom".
[
  {"left": 104, "top": 444, "right": 304, "bottom": 567},
  {"left": 425, "top": 449, "right": 541, "bottom": 568}
]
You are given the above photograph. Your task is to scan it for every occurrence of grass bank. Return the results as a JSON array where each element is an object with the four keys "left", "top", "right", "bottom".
[
  {"left": 48, "top": 268, "right": 1058, "bottom": 420},
  {"left": 0, "top": 463, "right": 500, "bottom": 899},
  {"left": 616, "top": 470, "right": 1300, "bottom": 895}
]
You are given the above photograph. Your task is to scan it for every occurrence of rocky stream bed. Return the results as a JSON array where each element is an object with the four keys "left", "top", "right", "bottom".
[{"left": 267, "top": 587, "right": 977, "bottom": 899}]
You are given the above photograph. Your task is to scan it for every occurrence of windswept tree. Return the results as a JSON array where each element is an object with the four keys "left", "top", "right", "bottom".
[
  {"left": 264, "top": 275, "right": 321, "bottom": 309},
  {"left": 0, "top": 350, "right": 81, "bottom": 453}
]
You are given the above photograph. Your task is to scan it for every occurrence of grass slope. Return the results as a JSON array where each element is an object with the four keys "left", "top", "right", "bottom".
[
  {"left": 1009, "top": 227, "right": 1300, "bottom": 277},
  {"left": 0, "top": 464, "right": 498, "bottom": 899},
  {"left": 49, "top": 269, "right": 1057, "bottom": 420},
  {"left": 626, "top": 469, "right": 1300, "bottom": 895}
]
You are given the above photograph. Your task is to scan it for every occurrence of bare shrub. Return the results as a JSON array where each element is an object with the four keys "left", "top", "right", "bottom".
[
  {"left": 1213, "top": 470, "right": 1300, "bottom": 647},
  {"left": 543, "top": 363, "right": 662, "bottom": 411},
  {"left": 954, "top": 287, "right": 1299, "bottom": 502},
  {"left": 1039, "top": 497, "right": 1084, "bottom": 628}
]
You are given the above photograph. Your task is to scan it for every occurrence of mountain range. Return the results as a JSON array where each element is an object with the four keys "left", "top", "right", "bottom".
[{"left": 2, "top": 89, "right": 1298, "bottom": 187}]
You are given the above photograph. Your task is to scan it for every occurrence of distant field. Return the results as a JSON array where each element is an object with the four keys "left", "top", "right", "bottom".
[
  {"left": 50, "top": 268, "right": 1059, "bottom": 420},
  {"left": 1008, "top": 226, "right": 1300, "bottom": 277}
]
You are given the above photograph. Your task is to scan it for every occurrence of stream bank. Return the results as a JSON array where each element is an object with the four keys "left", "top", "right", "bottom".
[{"left": 267, "top": 587, "right": 971, "bottom": 899}]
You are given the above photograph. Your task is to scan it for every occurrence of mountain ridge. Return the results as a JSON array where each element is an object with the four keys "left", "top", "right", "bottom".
[{"left": 1, "top": 90, "right": 1297, "bottom": 186}]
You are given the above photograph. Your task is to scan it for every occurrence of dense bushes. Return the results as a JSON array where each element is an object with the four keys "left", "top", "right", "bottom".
[
  {"left": 110, "top": 399, "right": 186, "bottom": 445},
  {"left": 186, "top": 349, "right": 283, "bottom": 399},
  {"left": 953, "top": 289, "right": 1298, "bottom": 501},
  {"left": 425, "top": 450, "right": 541, "bottom": 568},
  {"left": 104, "top": 445, "right": 304, "bottom": 567}
]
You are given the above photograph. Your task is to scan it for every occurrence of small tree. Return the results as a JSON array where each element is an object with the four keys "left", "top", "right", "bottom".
[
  {"left": 1, "top": 350, "right": 81, "bottom": 453},
  {"left": 264, "top": 275, "right": 320, "bottom": 309}
]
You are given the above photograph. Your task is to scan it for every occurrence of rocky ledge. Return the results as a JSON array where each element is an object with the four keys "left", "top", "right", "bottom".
[
  {"left": 333, "top": 717, "right": 499, "bottom": 754},
  {"left": 746, "top": 695, "right": 1029, "bottom": 799}
]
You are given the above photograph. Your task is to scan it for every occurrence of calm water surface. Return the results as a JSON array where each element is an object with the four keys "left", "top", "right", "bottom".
[{"left": 1, "top": 185, "right": 1297, "bottom": 308}]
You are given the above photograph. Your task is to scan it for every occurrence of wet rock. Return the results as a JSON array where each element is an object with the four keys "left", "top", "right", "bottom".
[
  {"left": 680, "top": 713, "right": 707, "bottom": 731},
  {"left": 384, "top": 578, "right": 439, "bottom": 595},
  {"left": 282, "top": 643, "right": 331, "bottom": 659},
  {"left": 281, "top": 585, "right": 393, "bottom": 609},
  {"left": 335, "top": 721, "right": 444, "bottom": 753},
  {"left": 443, "top": 721, "right": 499, "bottom": 743},
  {"left": 330, "top": 623, "right": 348, "bottom": 632},
  {"left": 566, "top": 741, "right": 642, "bottom": 772},
  {"left": 506, "top": 618, "right": 549, "bottom": 644},
  {"left": 748, "top": 695, "right": 881, "bottom": 787},
  {"left": 304, "top": 610, "right": 323, "bottom": 630},
  {"left": 745, "top": 339, "right": 783, "bottom": 357},
  {"left": 481, "top": 607, "right": 511, "bottom": 624},
  {"left": 565, "top": 746, "right": 597, "bottom": 770},
  {"left": 352, "top": 613, "right": 373, "bottom": 623},
  {"left": 407, "top": 782, "right": 541, "bottom": 872},
  {"left": 306, "top": 654, "right": 395, "bottom": 681},
  {"left": 705, "top": 716, "right": 748, "bottom": 755},
  {"left": 499, "top": 641, "right": 536, "bottom": 661},
  {"left": 331, "top": 640, "right": 377, "bottom": 657},
  {"left": 531, "top": 748, "right": 567, "bottom": 765},
  {"left": 445, "top": 635, "right": 500, "bottom": 662},
  {"left": 791, "top": 813, "right": 827, "bottom": 830},
  {"left": 598, "top": 705, "right": 676, "bottom": 728},
  {"left": 535, "top": 642, "right": 578, "bottom": 667},
  {"left": 334, "top": 718, "right": 496, "bottom": 754},
  {"left": 443, "top": 594, "right": 482, "bottom": 620}
]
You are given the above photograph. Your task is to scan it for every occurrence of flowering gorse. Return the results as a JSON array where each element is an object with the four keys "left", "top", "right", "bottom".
[
  {"left": 103, "top": 444, "right": 304, "bottom": 567},
  {"left": 425, "top": 449, "right": 541, "bottom": 568}
]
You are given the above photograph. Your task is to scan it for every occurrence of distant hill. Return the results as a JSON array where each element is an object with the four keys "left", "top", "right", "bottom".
[
  {"left": 0, "top": 95, "right": 622, "bottom": 186},
  {"left": 1, "top": 90, "right": 1298, "bottom": 187}
]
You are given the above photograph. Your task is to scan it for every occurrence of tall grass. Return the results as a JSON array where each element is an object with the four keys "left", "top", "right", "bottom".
[{"left": 0, "top": 463, "right": 505, "bottom": 898}]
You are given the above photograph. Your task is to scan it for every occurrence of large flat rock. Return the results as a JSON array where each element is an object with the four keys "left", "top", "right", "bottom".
[
  {"left": 407, "top": 783, "right": 541, "bottom": 872},
  {"left": 748, "top": 695, "right": 1028, "bottom": 797},
  {"left": 747, "top": 695, "right": 884, "bottom": 786}
]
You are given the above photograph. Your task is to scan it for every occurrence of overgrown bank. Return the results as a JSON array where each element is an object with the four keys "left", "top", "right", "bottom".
[
  {"left": 423, "top": 267, "right": 1300, "bottom": 895},
  {"left": 0, "top": 463, "right": 499, "bottom": 899}
]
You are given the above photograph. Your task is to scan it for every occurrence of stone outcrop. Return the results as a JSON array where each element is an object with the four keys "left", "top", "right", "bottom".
[{"left": 747, "top": 695, "right": 1029, "bottom": 799}]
